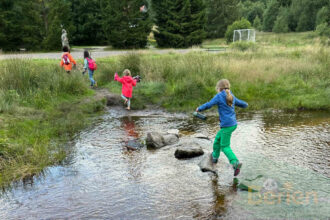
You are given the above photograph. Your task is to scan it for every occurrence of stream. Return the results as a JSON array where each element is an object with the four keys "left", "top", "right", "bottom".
[{"left": 0, "top": 107, "right": 329, "bottom": 219}]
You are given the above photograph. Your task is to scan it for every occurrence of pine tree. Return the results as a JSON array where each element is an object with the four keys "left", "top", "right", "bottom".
[
  {"left": 43, "top": 0, "right": 75, "bottom": 51},
  {"left": 262, "top": 0, "right": 280, "bottom": 31},
  {"left": 253, "top": 15, "right": 262, "bottom": 31},
  {"left": 71, "top": 0, "right": 106, "bottom": 46},
  {"left": 152, "top": 0, "right": 207, "bottom": 48},
  {"left": 273, "top": 7, "right": 290, "bottom": 33},
  {"left": 101, "top": 0, "right": 152, "bottom": 48},
  {"left": 0, "top": 0, "right": 43, "bottom": 51},
  {"left": 152, "top": 0, "right": 181, "bottom": 47},
  {"left": 205, "top": 0, "right": 239, "bottom": 38}
]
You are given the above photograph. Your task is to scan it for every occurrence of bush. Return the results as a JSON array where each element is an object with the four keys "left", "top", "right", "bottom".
[
  {"left": 119, "top": 53, "right": 141, "bottom": 75},
  {"left": 229, "top": 42, "right": 258, "bottom": 51},
  {"left": 316, "top": 23, "right": 330, "bottom": 38},
  {"left": 225, "top": 18, "right": 252, "bottom": 43}
]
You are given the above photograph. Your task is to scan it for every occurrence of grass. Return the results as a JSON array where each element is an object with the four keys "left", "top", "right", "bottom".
[
  {"left": 97, "top": 32, "right": 330, "bottom": 112},
  {"left": 0, "top": 31, "right": 329, "bottom": 186},
  {"left": 0, "top": 60, "right": 106, "bottom": 187}
]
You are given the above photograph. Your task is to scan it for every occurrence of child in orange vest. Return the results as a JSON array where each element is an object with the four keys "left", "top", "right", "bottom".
[{"left": 60, "top": 46, "right": 76, "bottom": 73}]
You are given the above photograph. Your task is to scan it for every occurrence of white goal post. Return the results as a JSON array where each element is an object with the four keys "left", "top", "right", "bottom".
[{"left": 233, "top": 29, "right": 256, "bottom": 42}]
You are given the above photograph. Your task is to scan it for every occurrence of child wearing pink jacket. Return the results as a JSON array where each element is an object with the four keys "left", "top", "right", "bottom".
[{"left": 114, "top": 69, "right": 137, "bottom": 110}]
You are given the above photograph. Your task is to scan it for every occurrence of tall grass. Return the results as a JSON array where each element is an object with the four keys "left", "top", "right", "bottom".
[
  {"left": 0, "top": 60, "right": 105, "bottom": 186},
  {"left": 97, "top": 33, "right": 330, "bottom": 111}
]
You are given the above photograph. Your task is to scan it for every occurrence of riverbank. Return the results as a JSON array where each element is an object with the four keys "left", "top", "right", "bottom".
[{"left": 0, "top": 60, "right": 107, "bottom": 187}]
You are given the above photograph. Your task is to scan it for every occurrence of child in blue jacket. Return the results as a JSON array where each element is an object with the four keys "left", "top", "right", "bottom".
[{"left": 196, "top": 79, "right": 248, "bottom": 176}]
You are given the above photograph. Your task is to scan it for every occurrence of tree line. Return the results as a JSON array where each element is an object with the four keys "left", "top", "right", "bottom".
[{"left": 0, "top": 0, "right": 329, "bottom": 51}]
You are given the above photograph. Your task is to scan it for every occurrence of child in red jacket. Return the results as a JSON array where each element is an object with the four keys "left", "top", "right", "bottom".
[{"left": 114, "top": 69, "right": 137, "bottom": 110}]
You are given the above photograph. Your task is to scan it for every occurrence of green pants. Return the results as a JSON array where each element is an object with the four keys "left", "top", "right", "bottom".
[{"left": 212, "top": 125, "right": 238, "bottom": 165}]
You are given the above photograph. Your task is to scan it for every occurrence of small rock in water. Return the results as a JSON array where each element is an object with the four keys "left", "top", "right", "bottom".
[
  {"left": 198, "top": 153, "right": 217, "bottom": 176},
  {"left": 126, "top": 139, "right": 144, "bottom": 150},
  {"left": 105, "top": 94, "right": 122, "bottom": 106},
  {"left": 174, "top": 144, "right": 204, "bottom": 159},
  {"left": 167, "top": 129, "right": 179, "bottom": 136},
  {"left": 163, "top": 134, "right": 179, "bottom": 145},
  {"left": 192, "top": 133, "right": 209, "bottom": 140},
  {"left": 146, "top": 132, "right": 165, "bottom": 149}
]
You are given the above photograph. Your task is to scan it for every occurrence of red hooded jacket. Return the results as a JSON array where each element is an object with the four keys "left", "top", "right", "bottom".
[{"left": 114, "top": 73, "right": 137, "bottom": 98}]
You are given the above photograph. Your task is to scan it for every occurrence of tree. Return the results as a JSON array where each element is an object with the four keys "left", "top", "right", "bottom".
[
  {"left": 315, "top": 6, "right": 329, "bottom": 26},
  {"left": 272, "top": 7, "right": 290, "bottom": 33},
  {"left": 262, "top": 0, "right": 280, "bottom": 32},
  {"left": 290, "top": 0, "right": 328, "bottom": 32},
  {"left": 0, "top": 0, "right": 43, "bottom": 51},
  {"left": 153, "top": 0, "right": 207, "bottom": 47},
  {"left": 238, "top": 0, "right": 265, "bottom": 24},
  {"left": 225, "top": 18, "right": 252, "bottom": 43},
  {"left": 101, "top": 0, "right": 152, "bottom": 48},
  {"left": 253, "top": 15, "right": 262, "bottom": 31},
  {"left": 43, "top": 0, "right": 75, "bottom": 51},
  {"left": 71, "top": 0, "right": 106, "bottom": 46},
  {"left": 205, "top": 0, "right": 240, "bottom": 38}
]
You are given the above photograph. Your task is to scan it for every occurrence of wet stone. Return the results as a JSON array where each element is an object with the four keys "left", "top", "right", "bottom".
[
  {"left": 191, "top": 133, "right": 209, "bottom": 140},
  {"left": 125, "top": 139, "right": 144, "bottom": 151},
  {"left": 146, "top": 132, "right": 165, "bottom": 149},
  {"left": 174, "top": 144, "right": 204, "bottom": 159},
  {"left": 167, "top": 129, "right": 179, "bottom": 136},
  {"left": 105, "top": 94, "right": 123, "bottom": 106},
  {"left": 163, "top": 134, "right": 179, "bottom": 145},
  {"left": 198, "top": 153, "right": 218, "bottom": 176}
]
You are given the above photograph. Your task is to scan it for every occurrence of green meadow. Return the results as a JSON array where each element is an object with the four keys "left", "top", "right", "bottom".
[{"left": 0, "top": 32, "right": 329, "bottom": 186}]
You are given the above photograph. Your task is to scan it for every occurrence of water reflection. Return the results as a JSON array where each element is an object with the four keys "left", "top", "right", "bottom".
[{"left": 0, "top": 110, "right": 328, "bottom": 219}]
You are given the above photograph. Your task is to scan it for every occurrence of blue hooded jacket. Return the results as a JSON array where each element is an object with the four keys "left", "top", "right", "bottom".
[{"left": 198, "top": 90, "right": 248, "bottom": 128}]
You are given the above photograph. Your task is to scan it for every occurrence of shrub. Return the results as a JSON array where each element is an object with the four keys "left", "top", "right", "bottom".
[
  {"left": 225, "top": 18, "right": 252, "bottom": 43},
  {"left": 119, "top": 53, "right": 141, "bottom": 75},
  {"left": 316, "top": 23, "right": 330, "bottom": 38},
  {"left": 229, "top": 41, "right": 258, "bottom": 51}
]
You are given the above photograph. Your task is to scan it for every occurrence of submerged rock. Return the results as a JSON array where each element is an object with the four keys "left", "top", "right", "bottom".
[
  {"left": 105, "top": 94, "right": 123, "bottom": 106},
  {"left": 167, "top": 129, "right": 179, "bottom": 136},
  {"left": 126, "top": 139, "right": 144, "bottom": 151},
  {"left": 174, "top": 144, "right": 204, "bottom": 159},
  {"left": 191, "top": 133, "right": 209, "bottom": 140},
  {"left": 198, "top": 153, "right": 217, "bottom": 176},
  {"left": 146, "top": 132, "right": 179, "bottom": 149},
  {"left": 163, "top": 134, "right": 179, "bottom": 145},
  {"left": 146, "top": 132, "right": 165, "bottom": 149}
]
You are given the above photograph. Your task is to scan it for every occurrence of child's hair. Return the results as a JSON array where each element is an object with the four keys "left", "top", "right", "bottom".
[
  {"left": 123, "top": 69, "right": 131, "bottom": 76},
  {"left": 63, "top": 46, "right": 69, "bottom": 52},
  {"left": 84, "top": 50, "right": 90, "bottom": 59},
  {"left": 216, "top": 79, "right": 233, "bottom": 107}
]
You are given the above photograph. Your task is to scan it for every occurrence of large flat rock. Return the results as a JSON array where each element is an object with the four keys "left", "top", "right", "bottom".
[{"left": 174, "top": 143, "right": 204, "bottom": 159}]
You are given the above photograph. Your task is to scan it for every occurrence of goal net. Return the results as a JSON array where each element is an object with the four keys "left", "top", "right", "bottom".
[{"left": 233, "top": 29, "right": 256, "bottom": 42}]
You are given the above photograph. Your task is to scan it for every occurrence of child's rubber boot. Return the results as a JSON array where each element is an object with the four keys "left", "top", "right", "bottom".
[
  {"left": 233, "top": 161, "right": 242, "bottom": 176},
  {"left": 211, "top": 153, "right": 218, "bottom": 164},
  {"left": 193, "top": 112, "right": 207, "bottom": 120}
]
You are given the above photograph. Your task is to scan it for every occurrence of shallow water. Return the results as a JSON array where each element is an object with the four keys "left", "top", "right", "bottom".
[{"left": 0, "top": 108, "right": 329, "bottom": 219}]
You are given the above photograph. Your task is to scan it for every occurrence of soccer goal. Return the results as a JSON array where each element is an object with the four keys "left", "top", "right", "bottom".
[{"left": 233, "top": 29, "right": 256, "bottom": 43}]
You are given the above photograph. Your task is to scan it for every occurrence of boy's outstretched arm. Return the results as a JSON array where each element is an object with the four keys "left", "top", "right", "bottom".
[
  {"left": 234, "top": 97, "right": 248, "bottom": 108},
  {"left": 197, "top": 95, "right": 218, "bottom": 112}
]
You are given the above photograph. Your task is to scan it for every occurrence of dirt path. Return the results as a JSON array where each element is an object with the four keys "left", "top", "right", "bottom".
[{"left": 0, "top": 47, "right": 200, "bottom": 60}]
